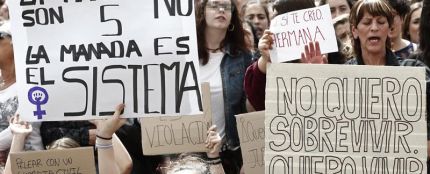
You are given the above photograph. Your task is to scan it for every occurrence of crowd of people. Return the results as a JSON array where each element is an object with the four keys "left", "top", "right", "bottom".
[{"left": 1, "top": 0, "right": 430, "bottom": 173}]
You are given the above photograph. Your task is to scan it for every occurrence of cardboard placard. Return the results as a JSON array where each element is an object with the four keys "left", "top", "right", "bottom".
[
  {"left": 141, "top": 83, "right": 212, "bottom": 155},
  {"left": 10, "top": 147, "right": 95, "bottom": 174},
  {"left": 236, "top": 111, "right": 265, "bottom": 174},
  {"left": 269, "top": 5, "right": 338, "bottom": 62},
  {"left": 8, "top": 1, "right": 202, "bottom": 121},
  {"left": 265, "top": 63, "right": 427, "bottom": 173}
]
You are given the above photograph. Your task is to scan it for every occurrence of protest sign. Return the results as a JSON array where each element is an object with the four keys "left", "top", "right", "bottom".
[
  {"left": 236, "top": 111, "right": 265, "bottom": 174},
  {"left": 8, "top": 1, "right": 202, "bottom": 121},
  {"left": 10, "top": 147, "right": 95, "bottom": 174},
  {"left": 265, "top": 63, "right": 427, "bottom": 174},
  {"left": 269, "top": 5, "right": 338, "bottom": 62},
  {"left": 141, "top": 83, "right": 212, "bottom": 155}
]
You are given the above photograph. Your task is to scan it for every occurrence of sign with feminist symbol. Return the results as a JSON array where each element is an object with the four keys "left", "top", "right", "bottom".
[{"left": 8, "top": 0, "right": 202, "bottom": 121}]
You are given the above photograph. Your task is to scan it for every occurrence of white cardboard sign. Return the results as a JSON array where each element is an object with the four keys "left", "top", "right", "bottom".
[
  {"left": 8, "top": 1, "right": 202, "bottom": 121},
  {"left": 265, "top": 63, "right": 427, "bottom": 174},
  {"left": 269, "top": 5, "right": 338, "bottom": 62}
]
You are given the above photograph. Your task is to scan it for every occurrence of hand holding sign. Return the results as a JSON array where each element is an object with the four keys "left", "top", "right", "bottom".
[
  {"left": 9, "top": 114, "right": 32, "bottom": 136},
  {"left": 205, "top": 125, "right": 221, "bottom": 158},
  {"left": 257, "top": 30, "right": 274, "bottom": 74},
  {"left": 269, "top": 5, "right": 337, "bottom": 63},
  {"left": 95, "top": 104, "right": 126, "bottom": 139}
]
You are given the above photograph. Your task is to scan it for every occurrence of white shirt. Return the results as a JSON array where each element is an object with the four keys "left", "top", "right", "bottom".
[
  {"left": 200, "top": 52, "right": 226, "bottom": 138},
  {"left": 0, "top": 83, "right": 43, "bottom": 151}
]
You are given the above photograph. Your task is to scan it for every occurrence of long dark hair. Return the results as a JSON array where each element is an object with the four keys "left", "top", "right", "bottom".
[
  {"left": 196, "top": 0, "right": 250, "bottom": 65},
  {"left": 403, "top": 2, "right": 422, "bottom": 41},
  {"left": 419, "top": 0, "right": 430, "bottom": 65},
  {"left": 272, "top": 0, "right": 315, "bottom": 17}
]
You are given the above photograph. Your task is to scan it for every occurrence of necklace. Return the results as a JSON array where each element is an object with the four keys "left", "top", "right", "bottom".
[{"left": 206, "top": 47, "right": 222, "bottom": 53}]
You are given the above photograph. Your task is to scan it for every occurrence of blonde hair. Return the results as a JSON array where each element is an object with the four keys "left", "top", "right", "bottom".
[
  {"left": 165, "top": 153, "right": 210, "bottom": 174},
  {"left": 46, "top": 138, "right": 80, "bottom": 150}
]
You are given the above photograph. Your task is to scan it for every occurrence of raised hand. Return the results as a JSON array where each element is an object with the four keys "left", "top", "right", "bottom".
[
  {"left": 205, "top": 125, "right": 222, "bottom": 157},
  {"left": 96, "top": 104, "right": 126, "bottom": 139},
  {"left": 258, "top": 30, "right": 274, "bottom": 63},
  {"left": 257, "top": 30, "right": 274, "bottom": 74},
  {"left": 9, "top": 114, "right": 32, "bottom": 136},
  {"left": 300, "top": 41, "right": 328, "bottom": 64}
]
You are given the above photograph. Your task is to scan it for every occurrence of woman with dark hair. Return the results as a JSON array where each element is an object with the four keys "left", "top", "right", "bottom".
[
  {"left": 388, "top": 0, "right": 418, "bottom": 59},
  {"left": 303, "top": 0, "right": 429, "bottom": 69},
  {"left": 418, "top": 0, "right": 430, "bottom": 66},
  {"left": 241, "top": 1, "right": 270, "bottom": 39},
  {"left": 319, "top": 0, "right": 354, "bottom": 18},
  {"left": 403, "top": 2, "right": 423, "bottom": 44},
  {"left": 272, "top": 0, "right": 315, "bottom": 16},
  {"left": 244, "top": 0, "right": 348, "bottom": 111},
  {"left": 195, "top": 0, "right": 252, "bottom": 173}
]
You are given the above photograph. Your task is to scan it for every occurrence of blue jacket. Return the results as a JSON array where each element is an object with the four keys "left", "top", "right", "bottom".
[{"left": 220, "top": 46, "right": 252, "bottom": 150}]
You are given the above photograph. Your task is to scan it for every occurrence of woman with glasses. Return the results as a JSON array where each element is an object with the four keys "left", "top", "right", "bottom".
[{"left": 195, "top": 0, "right": 252, "bottom": 173}]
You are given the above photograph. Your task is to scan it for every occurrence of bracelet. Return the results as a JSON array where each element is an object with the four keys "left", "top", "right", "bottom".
[
  {"left": 206, "top": 159, "right": 222, "bottom": 165},
  {"left": 207, "top": 156, "right": 221, "bottom": 161},
  {"left": 96, "top": 143, "right": 113, "bottom": 149},
  {"left": 96, "top": 134, "right": 112, "bottom": 140}
]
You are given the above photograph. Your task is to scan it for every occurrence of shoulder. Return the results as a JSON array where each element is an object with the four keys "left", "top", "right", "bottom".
[
  {"left": 399, "top": 58, "right": 427, "bottom": 67},
  {"left": 345, "top": 58, "right": 358, "bottom": 65}
]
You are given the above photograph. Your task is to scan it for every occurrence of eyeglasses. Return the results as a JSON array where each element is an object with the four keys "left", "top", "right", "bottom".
[
  {"left": 206, "top": 1, "right": 233, "bottom": 12},
  {"left": 0, "top": 32, "right": 11, "bottom": 40}
]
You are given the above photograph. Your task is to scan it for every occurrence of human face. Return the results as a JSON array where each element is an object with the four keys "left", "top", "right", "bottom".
[
  {"left": 328, "top": 0, "right": 350, "bottom": 19},
  {"left": 244, "top": 4, "right": 269, "bottom": 38},
  {"left": 0, "top": 33, "right": 13, "bottom": 67},
  {"left": 205, "top": 0, "right": 233, "bottom": 30},
  {"left": 334, "top": 19, "right": 350, "bottom": 44},
  {"left": 408, "top": 8, "right": 421, "bottom": 44},
  {"left": 389, "top": 14, "right": 402, "bottom": 41},
  {"left": 352, "top": 12, "right": 390, "bottom": 55}
]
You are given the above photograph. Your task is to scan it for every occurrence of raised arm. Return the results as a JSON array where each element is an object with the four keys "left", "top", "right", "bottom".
[
  {"left": 4, "top": 115, "right": 33, "bottom": 174},
  {"left": 257, "top": 30, "right": 274, "bottom": 74},
  {"left": 95, "top": 104, "right": 132, "bottom": 174},
  {"left": 205, "top": 125, "right": 225, "bottom": 174}
]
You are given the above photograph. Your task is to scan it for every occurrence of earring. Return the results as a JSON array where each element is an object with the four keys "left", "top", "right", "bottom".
[{"left": 228, "top": 24, "right": 235, "bottom": 31}]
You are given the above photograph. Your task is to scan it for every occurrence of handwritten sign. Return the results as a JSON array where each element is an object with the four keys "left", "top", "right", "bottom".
[
  {"left": 236, "top": 111, "right": 265, "bottom": 174},
  {"left": 141, "top": 83, "right": 212, "bottom": 155},
  {"left": 269, "top": 5, "right": 337, "bottom": 62},
  {"left": 8, "top": 0, "right": 202, "bottom": 121},
  {"left": 10, "top": 147, "right": 95, "bottom": 174},
  {"left": 265, "top": 64, "right": 427, "bottom": 173}
]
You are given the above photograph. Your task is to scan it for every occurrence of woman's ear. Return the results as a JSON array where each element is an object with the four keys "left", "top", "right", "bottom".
[{"left": 351, "top": 26, "right": 358, "bottom": 39}]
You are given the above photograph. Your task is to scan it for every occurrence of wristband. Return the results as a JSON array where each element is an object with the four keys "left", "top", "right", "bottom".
[
  {"left": 96, "top": 134, "right": 112, "bottom": 140},
  {"left": 96, "top": 143, "right": 113, "bottom": 149}
]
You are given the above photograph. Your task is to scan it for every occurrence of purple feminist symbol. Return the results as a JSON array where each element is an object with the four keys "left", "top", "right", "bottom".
[{"left": 28, "top": 86, "right": 49, "bottom": 120}]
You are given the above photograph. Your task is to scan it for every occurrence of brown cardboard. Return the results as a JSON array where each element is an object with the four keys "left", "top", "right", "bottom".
[
  {"left": 265, "top": 64, "right": 427, "bottom": 173},
  {"left": 236, "top": 111, "right": 265, "bottom": 174},
  {"left": 10, "top": 147, "right": 95, "bottom": 174},
  {"left": 141, "top": 83, "right": 212, "bottom": 155}
]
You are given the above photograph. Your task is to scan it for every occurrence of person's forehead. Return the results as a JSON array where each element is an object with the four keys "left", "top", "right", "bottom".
[
  {"left": 361, "top": 12, "right": 386, "bottom": 20},
  {"left": 246, "top": 4, "right": 266, "bottom": 15},
  {"left": 328, "top": 0, "right": 348, "bottom": 6}
]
